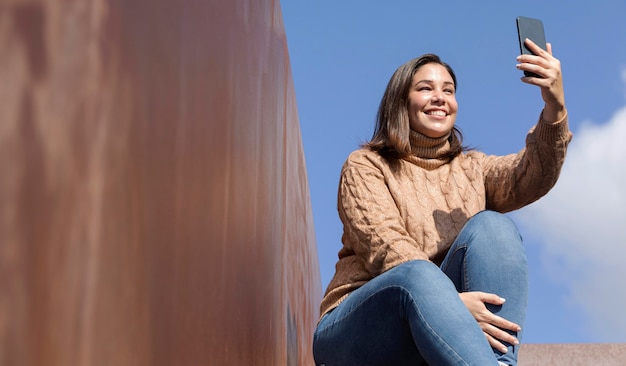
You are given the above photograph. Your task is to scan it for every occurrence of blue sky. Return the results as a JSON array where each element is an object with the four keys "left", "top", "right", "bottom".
[{"left": 281, "top": 0, "right": 626, "bottom": 344}]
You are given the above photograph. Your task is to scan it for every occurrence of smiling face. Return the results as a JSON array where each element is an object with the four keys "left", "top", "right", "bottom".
[{"left": 407, "top": 63, "right": 458, "bottom": 138}]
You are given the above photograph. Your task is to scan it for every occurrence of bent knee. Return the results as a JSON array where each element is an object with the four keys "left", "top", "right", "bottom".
[
  {"left": 392, "top": 260, "right": 439, "bottom": 278},
  {"left": 385, "top": 260, "right": 457, "bottom": 294},
  {"left": 474, "top": 210, "right": 517, "bottom": 229},
  {"left": 469, "top": 211, "right": 522, "bottom": 242}
]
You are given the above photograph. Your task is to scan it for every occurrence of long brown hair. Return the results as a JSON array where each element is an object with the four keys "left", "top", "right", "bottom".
[{"left": 365, "top": 54, "right": 466, "bottom": 161}]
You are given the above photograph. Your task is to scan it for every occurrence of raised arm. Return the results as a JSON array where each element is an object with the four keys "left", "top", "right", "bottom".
[{"left": 482, "top": 41, "right": 572, "bottom": 212}]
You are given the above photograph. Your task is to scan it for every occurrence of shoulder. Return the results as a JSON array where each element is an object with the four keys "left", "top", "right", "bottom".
[
  {"left": 449, "top": 150, "right": 490, "bottom": 174},
  {"left": 462, "top": 150, "right": 487, "bottom": 161},
  {"left": 340, "top": 148, "right": 399, "bottom": 181},
  {"left": 343, "top": 148, "right": 385, "bottom": 169}
]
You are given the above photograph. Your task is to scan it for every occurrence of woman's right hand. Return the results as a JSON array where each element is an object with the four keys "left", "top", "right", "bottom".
[
  {"left": 459, "top": 291, "right": 521, "bottom": 354},
  {"left": 516, "top": 39, "right": 566, "bottom": 123}
]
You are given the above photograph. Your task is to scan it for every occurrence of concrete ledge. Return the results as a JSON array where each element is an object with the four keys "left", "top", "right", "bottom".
[{"left": 519, "top": 344, "right": 626, "bottom": 365}]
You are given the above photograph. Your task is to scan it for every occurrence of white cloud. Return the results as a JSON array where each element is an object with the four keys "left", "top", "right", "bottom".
[{"left": 515, "top": 103, "right": 626, "bottom": 342}]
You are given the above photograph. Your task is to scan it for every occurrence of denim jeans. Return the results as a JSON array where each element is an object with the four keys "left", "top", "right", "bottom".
[{"left": 313, "top": 211, "right": 528, "bottom": 366}]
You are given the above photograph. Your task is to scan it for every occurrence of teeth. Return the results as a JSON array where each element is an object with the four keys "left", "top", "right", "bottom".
[{"left": 427, "top": 110, "right": 446, "bottom": 117}]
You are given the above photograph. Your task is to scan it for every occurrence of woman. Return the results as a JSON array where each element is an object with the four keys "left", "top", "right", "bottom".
[{"left": 312, "top": 39, "right": 572, "bottom": 366}]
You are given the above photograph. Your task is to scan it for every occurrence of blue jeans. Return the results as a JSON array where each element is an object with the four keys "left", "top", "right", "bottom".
[{"left": 313, "top": 211, "right": 528, "bottom": 366}]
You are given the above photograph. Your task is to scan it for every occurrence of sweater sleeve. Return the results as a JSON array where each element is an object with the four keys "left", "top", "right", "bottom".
[
  {"left": 337, "top": 152, "right": 429, "bottom": 277},
  {"left": 482, "top": 111, "right": 573, "bottom": 212}
]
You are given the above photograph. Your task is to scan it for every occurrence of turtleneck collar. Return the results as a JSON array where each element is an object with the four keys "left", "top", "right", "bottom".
[{"left": 406, "top": 129, "right": 453, "bottom": 169}]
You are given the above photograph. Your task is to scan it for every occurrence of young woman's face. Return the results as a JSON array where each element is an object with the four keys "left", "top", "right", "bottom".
[{"left": 407, "top": 63, "right": 458, "bottom": 138}]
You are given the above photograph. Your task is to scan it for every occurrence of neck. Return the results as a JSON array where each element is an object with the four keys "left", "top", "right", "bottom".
[{"left": 407, "top": 129, "right": 453, "bottom": 169}]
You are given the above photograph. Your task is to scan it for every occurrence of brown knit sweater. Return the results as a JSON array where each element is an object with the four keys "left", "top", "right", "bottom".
[{"left": 319, "top": 112, "right": 572, "bottom": 318}]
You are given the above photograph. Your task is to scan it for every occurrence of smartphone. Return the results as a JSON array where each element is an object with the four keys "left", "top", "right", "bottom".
[{"left": 516, "top": 16, "right": 547, "bottom": 77}]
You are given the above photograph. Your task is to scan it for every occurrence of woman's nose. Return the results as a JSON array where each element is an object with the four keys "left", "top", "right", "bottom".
[{"left": 431, "top": 90, "right": 445, "bottom": 103}]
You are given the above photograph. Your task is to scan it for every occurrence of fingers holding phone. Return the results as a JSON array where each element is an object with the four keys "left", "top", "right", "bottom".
[
  {"left": 516, "top": 39, "right": 553, "bottom": 79},
  {"left": 515, "top": 17, "right": 566, "bottom": 122}
]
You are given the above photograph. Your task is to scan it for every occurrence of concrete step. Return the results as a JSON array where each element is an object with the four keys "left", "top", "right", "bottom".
[{"left": 519, "top": 344, "right": 626, "bottom": 365}]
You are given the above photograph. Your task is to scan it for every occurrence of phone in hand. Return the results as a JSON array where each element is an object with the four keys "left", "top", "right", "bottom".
[{"left": 516, "top": 16, "right": 547, "bottom": 77}]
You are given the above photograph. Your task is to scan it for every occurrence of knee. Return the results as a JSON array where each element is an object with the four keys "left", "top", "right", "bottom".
[
  {"left": 387, "top": 260, "right": 458, "bottom": 297},
  {"left": 463, "top": 211, "right": 525, "bottom": 258},
  {"left": 473, "top": 210, "right": 518, "bottom": 229},
  {"left": 394, "top": 260, "right": 440, "bottom": 279},
  {"left": 469, "top": 211, "right": 521, "bottom": 243}
]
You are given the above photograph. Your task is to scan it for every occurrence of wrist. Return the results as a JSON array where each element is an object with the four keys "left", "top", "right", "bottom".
[{"left": 542, "top": 103, "right": 566, "bottom": 123}]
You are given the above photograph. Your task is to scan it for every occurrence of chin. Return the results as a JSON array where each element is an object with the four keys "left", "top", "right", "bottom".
[{"left": 424, "top": 128, "right": 452, "bottom": 139}]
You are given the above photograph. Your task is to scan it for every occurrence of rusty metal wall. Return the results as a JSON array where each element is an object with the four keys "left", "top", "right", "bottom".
[{"left": 0, "top": 0, "right": 321, "bottom": 365}]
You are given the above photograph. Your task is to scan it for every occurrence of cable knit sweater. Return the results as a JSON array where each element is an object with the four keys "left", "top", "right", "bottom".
[{"left": 319, "top": 112, "right": 572, "bottom": 318}]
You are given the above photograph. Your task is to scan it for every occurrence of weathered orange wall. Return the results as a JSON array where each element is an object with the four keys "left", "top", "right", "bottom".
[{"left": 0, "top": 0, "right": 321, "bottom": 365}]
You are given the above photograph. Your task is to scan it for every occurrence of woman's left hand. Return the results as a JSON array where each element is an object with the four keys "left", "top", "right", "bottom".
[
  {"left": 459, "top": 291, "right": 521, "bottom": 354},
  {"left": 516, "top": 39, "right": 566, "bottom": 123}
]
